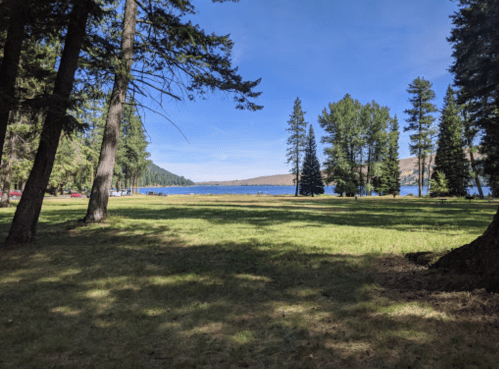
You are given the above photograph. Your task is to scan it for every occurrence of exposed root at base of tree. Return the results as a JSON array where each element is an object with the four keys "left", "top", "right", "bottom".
[{"left": 373, "top": 255, "right": 499, "bottom": 322}]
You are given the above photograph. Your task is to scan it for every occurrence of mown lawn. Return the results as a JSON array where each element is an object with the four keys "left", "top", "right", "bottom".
[{"left": 0, "top": 195, "right": 498, "bottom": 368}]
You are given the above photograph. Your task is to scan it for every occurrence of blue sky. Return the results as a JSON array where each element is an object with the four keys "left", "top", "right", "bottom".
[{"left": 142, "top": 0, "right": 459, "bottom": 182}]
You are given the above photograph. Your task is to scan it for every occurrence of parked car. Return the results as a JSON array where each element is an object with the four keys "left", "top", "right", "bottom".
[
  {"left": 4, "top": 190, "right": 23, "bottom": 200},
  {"left": 147, "top": 191, "right": 155, "bottom": 196},
  {"left": 70, "top": 193, "right": 82, "bottom": 198}
]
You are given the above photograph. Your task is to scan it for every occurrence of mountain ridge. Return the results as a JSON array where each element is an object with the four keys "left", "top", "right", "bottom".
[{"left": 195, "top": 153, "right": 483, "bottom": 186}]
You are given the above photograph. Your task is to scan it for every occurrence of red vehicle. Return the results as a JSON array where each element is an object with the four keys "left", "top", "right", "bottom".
[
  {"left": 0, "top": 190, "right": 22, "bottom": 199},
  {"left": 70, "top": 193, "right": 82, "bottom": 198}
]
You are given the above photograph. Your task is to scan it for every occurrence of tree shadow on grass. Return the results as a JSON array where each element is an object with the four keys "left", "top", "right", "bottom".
[
  {"left": 1, "top": 224, "right": 499, "bottom": 368},
  {"left": 2, "top": 197, "right": 491, "bottom": 239},
  {"left": 108, "top": 201, "right": 494, "bottom": 236}
]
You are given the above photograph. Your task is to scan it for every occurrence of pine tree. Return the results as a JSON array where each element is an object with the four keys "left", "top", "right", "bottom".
[
  {"left": 434, "top": 0, "right": 499, "bottom": 292},
  {"left": 6, "top": 0, "right": 95, "bottom": 247},
  {"left": 431, "top": 85, "right": 470, "bottom": 197},
  {"left": 85, "top": 0, "right": 263, "bottom": 222},
  {"left": 286, "top": 97, "right": 308, "bottom": 197},
  {"left": 121, "top": 98, "right": 150, "bottom": 194},
  {"left": 299, "top": 125, "right": 324, "bottom": 197},
  {"left": 461, "top": 100, "right": 484, "bottom": 198},
  {"left": 378, "top": 115, "right": 401, "bottom": 195},
  {"left": 320, "top": 94, "right": 373, "bottom": 197},
  {"left": 362, "top": 101, "right": 390, "bottom": 196},
  {"left": 403, "top": 77, "right": 438, "bottom": 197}
]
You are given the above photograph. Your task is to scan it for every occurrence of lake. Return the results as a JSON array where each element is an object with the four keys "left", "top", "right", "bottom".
[{"left": 139, "top": 185, "right": 493, "bottom": 197}]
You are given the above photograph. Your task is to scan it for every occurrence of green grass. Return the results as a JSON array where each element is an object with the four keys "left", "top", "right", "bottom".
[{"left": 0, "top": 195, "right": 498, "bottom": 368}]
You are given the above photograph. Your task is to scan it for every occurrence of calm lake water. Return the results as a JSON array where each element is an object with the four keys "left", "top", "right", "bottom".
[{"left": 139, "top": 185, "right": 492, "bottom": 197}]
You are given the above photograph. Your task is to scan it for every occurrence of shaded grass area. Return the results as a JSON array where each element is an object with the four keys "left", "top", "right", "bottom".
[{"left": 0, "top": 195, "right": 498, "bottom": 368}]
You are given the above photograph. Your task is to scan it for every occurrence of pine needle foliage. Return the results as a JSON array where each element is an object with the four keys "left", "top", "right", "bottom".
[
  {"left": 319, "top": 94, "right": 396, "bottom": 197},
  {"left": 377, "top": 115, "right": 401, "bottom": 195},
  {"left": 299, "top": 125, "right": 324, "bottom": 197},
  {"left": 286, "top": 97, "right": 308, "bottom": 197},
  {"left": 403, "top": 77, "right": 438, "bottom": 197},
  {"left": 449, "top": 0, "right": 499, "bottom": 197},
  {"left": 430, "top": 170, "right": 450, "bottom": 197},
  {"left": 431, "top": 85, "right": 470, "bottom": 197}
]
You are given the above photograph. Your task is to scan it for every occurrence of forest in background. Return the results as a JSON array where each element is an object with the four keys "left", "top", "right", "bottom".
[{"left": 1, "top": 93, "right": 195, "bottom": 195}]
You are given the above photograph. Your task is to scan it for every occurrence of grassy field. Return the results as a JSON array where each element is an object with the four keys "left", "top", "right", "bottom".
[{"left": 1, "top": 195, "right": 498, "bottom": 368}]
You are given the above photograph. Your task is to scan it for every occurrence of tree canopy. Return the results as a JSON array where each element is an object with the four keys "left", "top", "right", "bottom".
[
  {"left": 299, "top": 125, "right": 324, "bottom": 197},
  {"left": 431, "top": 85, "right": 470, "bottom": 197},
  {"left": 403, "top": 77, "right": 438, "bottom": 197},
  {"left": 286, "top": 97, "right": 308, "bottom": 197}
]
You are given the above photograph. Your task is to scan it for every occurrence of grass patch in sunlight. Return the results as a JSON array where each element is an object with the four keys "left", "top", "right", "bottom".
[{"left": 0, "top": 195, "right": 498, "bottom": 368}]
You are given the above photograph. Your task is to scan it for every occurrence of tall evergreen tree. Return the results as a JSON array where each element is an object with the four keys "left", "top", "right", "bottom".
[
  {"left": 362, "top": 101, "right": 390, "bottom": 196},
  {"left": 403, "top": 77, "right": 438, "bottom": 197},
  {"left": 299, "top": 125, "right": 324, "bottom": 197},
  {"left": 6, "top": 0, "right": 96, "bottom": 247},
  {"left": 84, "top": 0, "right": 138, "bottom": 223},
  {"left": 286, "top": 97, "right": 308, "bottom": 197},
  {"left": 461, "top": 100, "right": 484, "bottom": 198},
  {"left": 84, "top": 0, "right": 263, "bottom": 222},
  {"left": 319, "top": 94, "right": 364, "bottom": 197},
  {"left": 431, "top": 85, "right": 470, "bottom": 197},
  {"left": 319, "top": 94, "right": 393, "bottom": 197},
  {"left": 378, "top": 115, "right": 401, "bottom": 195},
  {"left": 120, "top": 98, "right": 150, "bottom": 194},
  {"left": 435, "top": 0, "right": 499, "bottom": 292},
  {"left": 449, "top": 0, "right": 499, "bottom": 197}
]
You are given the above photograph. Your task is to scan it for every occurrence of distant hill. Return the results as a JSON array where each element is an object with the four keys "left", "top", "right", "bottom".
[
  {"left": 196, "top": 173, "right": 301, "bottom": 186},
  {"left": 195, "top": 153, "right": 486, "bottom": 186},
  {"left": 398, "top": 151, "right": 486, "bottom": 186},
  {"left": 141, "top": 162, "right": 195, "bottom": 186}
]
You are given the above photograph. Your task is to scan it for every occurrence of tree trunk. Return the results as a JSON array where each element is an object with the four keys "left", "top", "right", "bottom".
[
  {"left": 1, "top": 169, "right": 12, "bottom": 208},
  {"left": 135, "top": 168, "right": 139, "bottom": 193},
  {"left": 435, "top": 206, "right": 499, "bottom": 292},
  {"left": 83, "top": 0, "right": 137, "bottom": 222},
  {"left": 427, "top": 153, "right": 433, "bottom": 196},
  {"left": 420, "top": 155, "right": 426, "bottom": 197},
  {"left": 90, "top": 162, "right": 94, "bottom": 188},
  {"left": 0, "top": 0, "right": 30, "bottom": 169},
  {"left": 0, "top": 127, "right": 17, "bottom": 208},
  {"left": 417, "top": 153, "right": 422, "bottom": 198},
  {"left": 116, "top": 175, "right": 121, "bottom": 191},
  {"left": 469, "top": 150, "right": 484, "bottom": 199},
  {"left": 4, "top": 2, "right": 91, "bottom": 247},
  {"left": 55, "top": 184, "right": 62, "bottom": 197}
]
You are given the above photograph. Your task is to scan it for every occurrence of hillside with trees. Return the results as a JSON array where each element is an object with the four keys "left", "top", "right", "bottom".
[{"left": 140, "top": 163, "right": 194, "bottom": 187}]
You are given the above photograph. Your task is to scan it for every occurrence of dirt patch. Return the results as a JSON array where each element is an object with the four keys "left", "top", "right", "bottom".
[{"left": 372, "top": 255, "right": 499, "bottom": 323}]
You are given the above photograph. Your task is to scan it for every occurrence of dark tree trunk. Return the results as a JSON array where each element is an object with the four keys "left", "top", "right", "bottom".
[
  {"left": 4, "top": 2, "right": 90, "bottom": 247},
  {"left": 135, "top": 168, "right": 139, "bottom": 193},
  {"left": 83, "top": 0, "right": 137, "bottom": 222},
  {"left": 421, "top": 155, "right": 426, "bottom": 197},
  {"left": 427, "top": 153, "right": 433, "bottom": 196},
  {"left": 0, "top": 0, "right": 30, "bottom": 169},
  {"left": 295, "top": 172, "right": 299, "bottom": 196},
  {"left": 1, "top": 171, "right": 12, "bottom": 208},
  {"left": 469, "top": 150, "right": 484, "bottom": 199},
  {"left": 0, "top": 130, "right": 18, "bottom": 208},
  {"left": 435, "top": 206, "right": 499, "bottom": 292}
]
